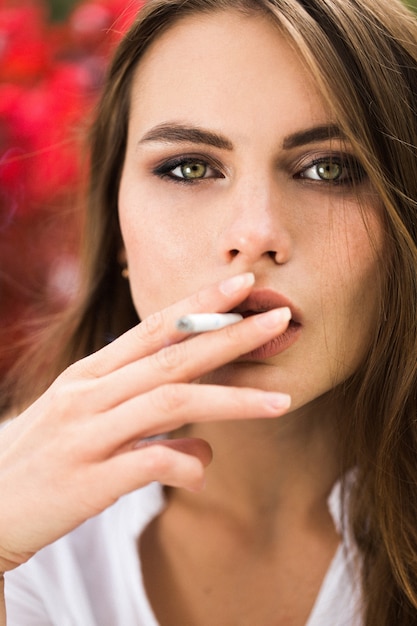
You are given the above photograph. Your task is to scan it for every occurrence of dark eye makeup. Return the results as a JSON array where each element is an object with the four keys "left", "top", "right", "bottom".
[
  {"left": 296, "top": 155, "right": 367, "bottom": 185},
  {"left": 152, "top": 155, "right": 224, "bottom": 184},
  {"left": 151, "top": 152, "right": 367, "bottom": 187}
]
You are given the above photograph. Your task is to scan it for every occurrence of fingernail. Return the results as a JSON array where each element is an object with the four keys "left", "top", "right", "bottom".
[
  {"left": 264, "top": 392, "right": 291, "bottom": 411},
  {"left": 255, "top": 307, "right": 291, "bottom": 329},
  {"left": 219, "top": 272, "right": 255, "bottom": 296}
]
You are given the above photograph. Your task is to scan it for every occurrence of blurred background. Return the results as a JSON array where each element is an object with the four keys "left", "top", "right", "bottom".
[
  {"left": 0, "top": 0, "right": 142, "bottom": 379},
  {"left": 0, "top": 0, "right": 416, "bottom": 380}
]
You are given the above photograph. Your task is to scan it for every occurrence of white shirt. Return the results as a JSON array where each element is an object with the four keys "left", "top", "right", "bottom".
[{"left": 4, "top": 481, "right": 363, "bottom": 625}]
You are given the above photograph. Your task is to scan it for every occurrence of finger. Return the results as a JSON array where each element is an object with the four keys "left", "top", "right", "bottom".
[
  {"left": 99, "top": 307, "right": 291, "bottom": 408},
  {"left": 0, "top": 441, "right": 210, "bottom": 562},
  {"left": 97, "top": 383, "right": 291, "bottom": 452},
  {"left": 96, "top": 443, "right": 210, "bottom": 496},
  {"left": 74, "top": 272, "right": 256, "bottom": 378},
  {"left": 134, "top": 437, "right": 213, "bottom": 467}
]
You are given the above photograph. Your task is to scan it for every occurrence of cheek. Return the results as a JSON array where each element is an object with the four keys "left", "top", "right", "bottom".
[
  {"left": 323, "top": 197, "right": 383, "bottom": 290},
  {"left": 119, "top": 193, "right": 210, "bottom": 319},
  {"left": 319, "top": 207, "right": 384, "bottom": 369}
]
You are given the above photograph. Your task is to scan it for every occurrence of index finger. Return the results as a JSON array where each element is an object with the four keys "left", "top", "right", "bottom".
[{"left": 75, "top": 273, "right": 255, "bottom": 377}]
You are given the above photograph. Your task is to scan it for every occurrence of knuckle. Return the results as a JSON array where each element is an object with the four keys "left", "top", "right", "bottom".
[
  {"left": 153, "top": 342, "right": 187, "bottom": 375},
  {"left": 152, "top": 383, "right": 187, "bottom": 415},
  {"left": 140, "top": 310, "right": 165, "bottom": 339},
  {"left": 64, "top": 354, "right": 99, "bottom": 380},
  {"left": 188, "top": 288, "right": 207, "bottom": 310},
  {"left": 47, "top": 381, "right": 77, "bottom": 418},
  {"left": 222, "top": 320, "right": 241, "bottom": 342},
  {"left": 227, "top": 388, "right": 245, "bottom": 413},
  {"left": 48, "top": 376, "right": 91, "bottom": 419},
  {"left": 59, "top": 359, "right": 81, "bottom": 380},
  {"left": 142, "top": 444, "right": 173, "bottom": 475}
]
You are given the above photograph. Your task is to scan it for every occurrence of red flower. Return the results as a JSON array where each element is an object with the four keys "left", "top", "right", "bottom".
[
  {"left": 0, "top": 1, "right": 51, "bottom": 84},
  {"left": 0, "top": 0, "right": 146, "bottom": 376}
]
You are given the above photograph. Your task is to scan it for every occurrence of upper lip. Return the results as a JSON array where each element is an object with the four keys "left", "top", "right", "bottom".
[{"left": 232, "top": 289, "right": 301, "bottom": 324}]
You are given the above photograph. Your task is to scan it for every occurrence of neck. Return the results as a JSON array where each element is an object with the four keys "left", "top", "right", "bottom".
[{"left": 172, "top": 394, "right": 343, "bottom": 529}]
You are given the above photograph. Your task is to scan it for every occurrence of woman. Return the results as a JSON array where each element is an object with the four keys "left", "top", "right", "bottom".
[{"left": 1, "top": 0, "right": 417, "bottom": 623}]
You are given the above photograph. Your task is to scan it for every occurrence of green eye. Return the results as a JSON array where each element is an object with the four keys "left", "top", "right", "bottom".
[
  {"left": 179, "top": 162, "right": 207, "bottom": 179},
  {"left": 316, "top": 162, "right": 342, "bottom": 181},
  {"left": 154, "top": 157, "right": 224, "bottom": 184},
  {"left": 298, "top": 155, "right": 366, "bottom": 185}
]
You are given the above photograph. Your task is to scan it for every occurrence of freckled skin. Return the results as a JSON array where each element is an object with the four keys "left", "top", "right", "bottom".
[{"left": 119, "top": 10, "right": 383, "bottom": 412}]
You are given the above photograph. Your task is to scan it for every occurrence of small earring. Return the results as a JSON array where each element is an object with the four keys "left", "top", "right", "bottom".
[{"left": 121, "top": 266, "right": 129, "bottom": 279}]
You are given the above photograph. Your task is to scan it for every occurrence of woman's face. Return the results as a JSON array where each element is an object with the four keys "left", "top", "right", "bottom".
[{"left": 118, "top": 10, "right": 384, "bottom": 411}]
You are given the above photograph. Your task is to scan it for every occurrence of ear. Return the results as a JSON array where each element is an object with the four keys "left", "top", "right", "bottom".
[
  {"left": 118, "top": 246, "right": 127, "bottom": 265},
  {"left": 117, "top": 247, "right": 129, "bottom": 278}
]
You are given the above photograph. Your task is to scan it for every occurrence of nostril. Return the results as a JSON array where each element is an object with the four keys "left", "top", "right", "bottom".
[{"left": 230, "top": 249, "right": 239, "bottom": 258}]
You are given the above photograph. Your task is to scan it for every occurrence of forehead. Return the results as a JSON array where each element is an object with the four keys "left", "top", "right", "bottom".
[{"left": 128, "top": 9, "right": 331, "bottom": 140}]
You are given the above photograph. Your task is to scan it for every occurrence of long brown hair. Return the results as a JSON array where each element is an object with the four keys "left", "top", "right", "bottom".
[{"left": 5, "top": 0, "right": 417, "bottom": 623}]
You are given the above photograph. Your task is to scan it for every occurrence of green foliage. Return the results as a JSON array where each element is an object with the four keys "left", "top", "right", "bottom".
[{"left": 46, "top": 0, "right": 80, "bottom": 21}]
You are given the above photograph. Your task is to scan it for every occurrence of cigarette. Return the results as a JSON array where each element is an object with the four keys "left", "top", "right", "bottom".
[{"left": 176, "top": 313, "right": 243, "bottom": 333}]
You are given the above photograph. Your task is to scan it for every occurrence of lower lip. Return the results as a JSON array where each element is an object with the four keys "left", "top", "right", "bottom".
[{"left": 238, "top": 320, "right": 301, "bottom": 361}]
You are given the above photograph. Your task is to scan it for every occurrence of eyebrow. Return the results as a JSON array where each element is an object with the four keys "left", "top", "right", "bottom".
[
  {"left": 138, "top": 122, "right": 345, "bottom": 151},
  {"left": 139, "top": 123, "right": 234, "bottom": 150},
  {"left": 282, "top": 124, "right": 346, "bottom": 149}
]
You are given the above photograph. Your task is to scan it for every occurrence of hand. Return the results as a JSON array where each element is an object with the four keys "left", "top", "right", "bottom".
[{"left": 0, "top": 272, "right": 291, "bottom": 572}]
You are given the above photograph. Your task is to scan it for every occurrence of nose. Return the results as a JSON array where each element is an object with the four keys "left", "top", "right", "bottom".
[{"left": 218, "top": 178, "right": 292, "bottom": 266}]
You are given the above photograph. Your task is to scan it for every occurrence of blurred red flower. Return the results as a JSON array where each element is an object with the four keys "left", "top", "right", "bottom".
[
  {"left": 0, "top": 0, "right": 143, "bottom": 379},
  {"left": 0, "top": 2, "right": 50, "bottom": 83}
]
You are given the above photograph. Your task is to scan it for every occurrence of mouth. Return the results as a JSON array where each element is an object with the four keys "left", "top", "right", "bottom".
[
  {"left": 232, "top": 289, "right": 301, "bottom": 325},
  {"left": 231, "top": 289, "right": 302, "bottom": 360}
]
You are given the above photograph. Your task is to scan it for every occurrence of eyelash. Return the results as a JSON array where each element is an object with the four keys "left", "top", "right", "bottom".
[
  {"left": 295, "top": 155, "right": 366, "bottom": 186},
  {"left": 152, "top": 153, "right": 366, "bottom": 186},
  {"left": 153, "top": 156, "right": 224, "bottom": 185}
]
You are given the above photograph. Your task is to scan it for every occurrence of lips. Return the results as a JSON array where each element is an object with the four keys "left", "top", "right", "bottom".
[
  {"left": 231, "top": 288, "right": 302, "bottom": 360},
  {"left": 232, "top": 289, "right": 301, "bottom": 325}
]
